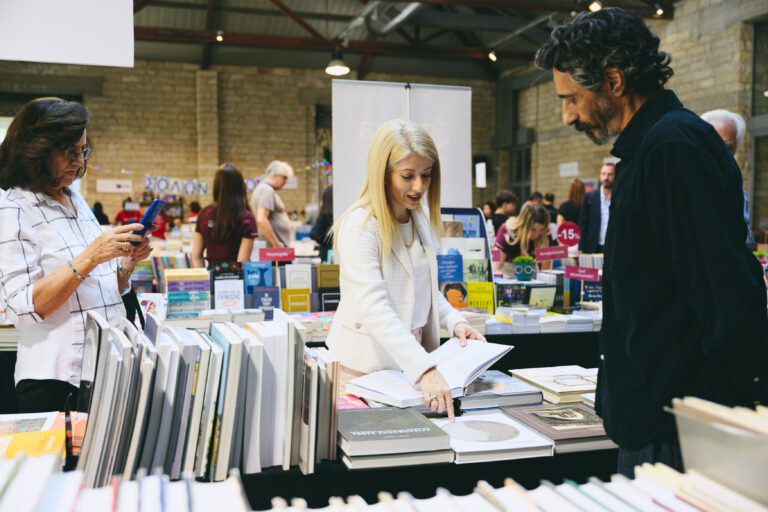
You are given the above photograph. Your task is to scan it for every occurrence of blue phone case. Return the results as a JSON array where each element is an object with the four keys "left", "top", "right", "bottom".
[{"left": 132, "top": 199, "right": 166, "bottom": 245}]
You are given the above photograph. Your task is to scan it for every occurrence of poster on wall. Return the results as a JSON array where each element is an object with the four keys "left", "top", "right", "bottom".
[{"left": 97, "top": 179, "right": 133, "bottom": 194}]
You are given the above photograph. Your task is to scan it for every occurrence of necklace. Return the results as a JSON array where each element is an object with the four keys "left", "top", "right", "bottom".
[{"left": 404, "top": 217, "right": 415, "bottom": 248}]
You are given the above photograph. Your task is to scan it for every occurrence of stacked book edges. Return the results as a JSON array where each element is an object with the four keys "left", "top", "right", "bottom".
[
  {"left": 0, "top": 456, "right": 250, "bottom": 512},
  {"left": 510, "top": 365, "right": 597, "bottom": 404},
  {"left": 59, "top": 307, "right": 340, "bottom": 488}
]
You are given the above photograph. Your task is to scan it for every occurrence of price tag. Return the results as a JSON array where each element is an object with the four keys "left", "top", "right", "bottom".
[
  {"left": 565, "top": 266, "right": 600, "bottom": 281},
  {"left": 258, "top": 247, "right": 295, "bottom": 262},
  {"left": 535, "top": 245, "right": 568, "bottom": 262},
  {"left": 557, "top": 221, "right": 581, "bottom": 247}
]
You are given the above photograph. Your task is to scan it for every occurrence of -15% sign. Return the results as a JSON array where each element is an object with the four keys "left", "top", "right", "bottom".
[{"left": 557, "top": 221, "right": 581, "bottom": 247}]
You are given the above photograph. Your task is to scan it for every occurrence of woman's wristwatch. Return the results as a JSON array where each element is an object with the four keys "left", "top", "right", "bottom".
[{"left": 117, "top": 258, "right": 134, "bottom": 275}]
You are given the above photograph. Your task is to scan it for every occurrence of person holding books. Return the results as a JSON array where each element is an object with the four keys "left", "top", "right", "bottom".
[
  {"left": 327, "top": 119, "right": 485, "bottom": 420},
  {"left": 0, "top": 97, "right": 153, "bottom": 413},
  {"left": 492, "top": 203, "right": 553, "bottom": 277},
  {"left": 191, "top": 163, "right": 257, "bottom": 267}
]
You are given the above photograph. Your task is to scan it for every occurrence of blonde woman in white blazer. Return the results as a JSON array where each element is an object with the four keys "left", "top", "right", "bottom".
[{"left": 327, "top": 119, "right": 485, "bottom": 420}]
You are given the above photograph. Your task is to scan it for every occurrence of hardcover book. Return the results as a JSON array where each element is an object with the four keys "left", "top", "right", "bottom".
[
  {"left": 510, "top": 366, "right": 598, "bottom": 404},
  {"left": 318, "top": 287, "right": 341, "bottom": 312},
  {"left": 437, "top": 254, "right": 463, "bottom": 282},
  {"left": 442, "top": 221, "right": 463, "bottom": 238},
  {"left": 463, "top": 258, "right": 489, "bottom": 282},
  {"left": 284, "top": 264, "right": 312, "bottom": 290},
  {"left": 338, "top": 407, "right": 449, "bottom": 457},
  {"left": 210, "top": 262, "right": 244, "bottom": 311},
  {"left": 500, "top": 403, "right": 616, "bottom": 453},
  {"left": 467, "top": 282, "right": 494, "bottom": 313},
  {"left": 243, "top": 261, "right": 274, "bottom": 291},
  {"left": 315, "top": 264, "right": 340, "bottom": 289},
  {"left": 440, "top": 282, "right": 468, "bottom": 308},
  {"left": 459, "top": 370, "right": 542, "bottom": 410},
  {"left": 248, "top": 287, "right": 280, "bottom": 320},
  {"left": 453, "top": 214, "right": 481, "bottom": 238},
  {"left": 280, "top": 288, "right": 311, "bottom": 312}
]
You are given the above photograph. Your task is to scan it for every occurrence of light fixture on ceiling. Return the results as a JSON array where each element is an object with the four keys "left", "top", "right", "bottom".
[
  {"left": 216, "top": 30, "right": 223, "bottom": 42},
  {"left": 488, "top": 50, "right": 497, "bottom": 62},
  {"left": 588, "top": 1, "right": 603, "bottom": 12},
  {"left": 654, "top": 3, "right": 664, "bottom": 16},
  {"left": 325, "top": 49, "right": 350, "bottom": 76}
]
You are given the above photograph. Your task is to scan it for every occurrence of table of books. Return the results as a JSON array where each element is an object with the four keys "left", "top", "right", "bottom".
[{"left": 241, "top": 449, "right": 618, "bottom": 510}]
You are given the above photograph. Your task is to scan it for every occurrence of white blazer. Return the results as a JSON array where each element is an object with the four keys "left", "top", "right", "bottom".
[{"left": 326, "top": 207, "right": 466, "bottom": 385}]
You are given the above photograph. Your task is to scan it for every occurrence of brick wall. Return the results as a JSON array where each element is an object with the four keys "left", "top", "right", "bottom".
[
  {"left": 520, "top": 0, "right": 768, "bottom": 208},
  {"left": 0, "top": 60, "right": 497, "bottom": 221}
]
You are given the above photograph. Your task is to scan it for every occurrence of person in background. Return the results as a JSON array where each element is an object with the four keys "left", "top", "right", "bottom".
[
  {"left": 92, "top": 201, "right": 109, "bottom": 225},
  {"left": 481, "top": 201, "right": 494, "bottom": 220},
  {"left": 528, "top": 191, "right": 543, "bottom": 205},
  {"left": 191, "top": 163, "right": 257, "bottom": 267},
  {"left": 701, "top": 109, "right": 754, "bottom": 249},
  {"left": 114, "top": 196, "right": 142, "bottom": 226},
  {"left": 188, "top": 200, "right": 201, "bottom": 224},
  {"left": 327, "top": 119, "right": 485, "bottom": 421},
  {"left": 579, "top": 163, "right": 615, "bottom": 254},
  {"left": 150, "top": 210, "right": 169, "bottom": 240},
  {"left": 536, "top": 7, "right": 768, "bottom": 475},
  {"left": 0, "top": 97, "right": 152, "bottom": 413},
  {"left": 557, "top": 179, "right": 585, "bottom": 225},
  {"left": 250, "top": 160, "right": 293, "bottom": 248},
  {"left": 491, "top": 189, "right": 519, "bottom": 236},
  {"left": 310, "top": 185, "right": 334, "bottom": 263},
  {"left": 542, "top": 192, "right": 558, "bottom": 219},
  {"left": 493, "top": 203, "right": 553, "bottom": 277}
]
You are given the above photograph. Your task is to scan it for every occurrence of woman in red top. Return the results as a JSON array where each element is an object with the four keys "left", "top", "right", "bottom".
[
  {"left": 191, "top": 163, "right": 257, "bottom": 267},
  {"left": 114, "top": 197, "right": 142, "bottom": 225}
]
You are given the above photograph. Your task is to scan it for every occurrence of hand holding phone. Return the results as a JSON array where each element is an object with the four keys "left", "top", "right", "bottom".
[{"left": 132, "top": 199, "right": 166, "bottom": 245}]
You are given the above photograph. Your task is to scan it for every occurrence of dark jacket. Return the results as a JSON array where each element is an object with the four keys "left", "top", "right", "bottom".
[
  {"left": 310, "top": 214, "right": 333, "bottom": 263},
  {"left": 596, "top": 90, "right": 768, "bottom": 448},
  {"left": 578, "top": 188, "right": 602, "bottom": 253}
]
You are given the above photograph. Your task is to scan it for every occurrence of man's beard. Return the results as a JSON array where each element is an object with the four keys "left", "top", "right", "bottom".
[
  {"left": 602, "top": 180, "right": 613, "bottom": 190},
  {"left": 574, "top": 94, "right": 618, "bottom": 145}
]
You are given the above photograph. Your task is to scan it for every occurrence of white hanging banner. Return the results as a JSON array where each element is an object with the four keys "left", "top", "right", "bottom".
[
  {"left": 409, "top": 84, "right": 472, "bottom": 208},
  {"left": 97, "top": 179, "right": 133, "bottom": 194},
  {"left": 0, "top": 0, "right": 134, "bottom": 67}
]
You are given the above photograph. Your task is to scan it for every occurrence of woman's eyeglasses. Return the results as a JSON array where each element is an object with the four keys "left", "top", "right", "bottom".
[{"left": 62, "top": 146, "right": 91, "bottom": 162}]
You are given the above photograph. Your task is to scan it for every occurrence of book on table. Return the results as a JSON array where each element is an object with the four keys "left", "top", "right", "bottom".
[
  {"left": 337, "top": 407, "right": 449, "bottom": 457},
  {"left": 501, "top": 403, "right": 617, "bottom": 453},
  {"left": 459, "top": 370, "right": 542, "bottom": 411},
  {"left": 431, "top": 411, "right": 553, "bottom": 464},
  {"left": 510, "top": 365, "right": 597, "bottom": 403},
  {"left": 345, "top": 339, "right": 512, "bottom": 408}
]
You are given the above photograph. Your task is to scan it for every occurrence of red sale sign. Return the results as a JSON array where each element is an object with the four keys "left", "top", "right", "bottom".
[
  {"left": 535, "top": 245, "right": 569, "bottom": 262},
  {"left": 258, "top": 247, "right": 295, "bottom": 262},
  {"left": 557, "top": 221, "right": 581, "bottom": 247},
  {"left": 565, "top": 266, "right": 600, "bottom": 281}
]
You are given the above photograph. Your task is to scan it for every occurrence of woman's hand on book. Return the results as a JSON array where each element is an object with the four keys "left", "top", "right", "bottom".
[
  {"left": 453, "top": 322, "right": 486, "bottom": 347},
  {"left": 420, "top": 368, "right": 455, "bottom": 422}
]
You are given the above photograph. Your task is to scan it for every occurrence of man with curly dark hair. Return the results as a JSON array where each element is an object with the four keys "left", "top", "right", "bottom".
[{"left": 536, "top": 8, "right": 768, "bottom": 476}]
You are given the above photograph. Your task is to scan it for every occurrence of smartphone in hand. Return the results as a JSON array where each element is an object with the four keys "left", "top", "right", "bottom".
[{"left": 132, "top": 199, "right": 166, "bottom": 245}]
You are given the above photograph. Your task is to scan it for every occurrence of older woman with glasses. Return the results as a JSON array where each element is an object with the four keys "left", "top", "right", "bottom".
[{"left": 0, "top": 97, "right": 153, "bottom": 413}]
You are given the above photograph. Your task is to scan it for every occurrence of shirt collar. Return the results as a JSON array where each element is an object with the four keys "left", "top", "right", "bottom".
[{"left": 611, "top": 89, "right": 682, "bottom": 161}]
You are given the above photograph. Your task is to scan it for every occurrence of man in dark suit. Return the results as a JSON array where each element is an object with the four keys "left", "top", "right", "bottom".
[{"left": 578, "top": 163, "right": 615, "bottom": 253}]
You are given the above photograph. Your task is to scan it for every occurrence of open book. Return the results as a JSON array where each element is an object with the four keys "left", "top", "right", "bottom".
[{"left": 345, "top": 339, "right": 513, "bottom": 407}]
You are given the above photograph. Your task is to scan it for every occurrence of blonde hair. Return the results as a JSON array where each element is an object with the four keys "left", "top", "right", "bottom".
[
  {"left": 503, "top": 203, "right": 551, "bottom": 257},
  {"left": 332, "top": 119, "right": 442, "bottom": 256}
]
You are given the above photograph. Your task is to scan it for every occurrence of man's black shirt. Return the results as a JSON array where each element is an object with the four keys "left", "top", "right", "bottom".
[{"left": 596, "top": 90, "right": 768, "bottom": 448}]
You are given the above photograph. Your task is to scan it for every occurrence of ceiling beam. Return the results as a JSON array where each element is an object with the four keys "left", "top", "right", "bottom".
[
  {"left": 383, "top": 0, "right": 672, "bottom": 19},
  {"left": 408, "top": 9, "right": 545, "bottom": 33},
  {"left": 134, "top": 26, "right": 532, "bottom": 61},
  {"left": 200, "top": 0, "right": 216, "bottom": 70},
  {"left": 266, "top": 0, "right": 327, "bottom": 40},
  {"left": 133, "top": 0, "right": 154, "bottom": 14},
  {"left": 143, "top": 1, "right": 354, "bottom": 23}
]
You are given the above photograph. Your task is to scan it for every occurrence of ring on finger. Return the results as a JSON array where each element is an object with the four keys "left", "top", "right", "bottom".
[
  {"left": 429, "top": 395, "right": 438, "bottom": 402},
  {"left": 121, "top": 241, "right": 129, "bottom": 252}
]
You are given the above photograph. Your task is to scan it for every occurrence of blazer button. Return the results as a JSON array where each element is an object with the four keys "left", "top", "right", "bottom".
[
  {"left": 354, "top": 322, "right": 362, "bottom": 330},
  {"left": 600, "top": 354, "right": 605, "bottom": 360}
]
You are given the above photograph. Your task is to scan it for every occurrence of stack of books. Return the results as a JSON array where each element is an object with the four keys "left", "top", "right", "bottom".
[
  {"left": 131, "top": 260, "right": 155, "bottom": 292},
  {"left": 165, "top": 268, "right": 211, "bottom": 319},
  {"left": 501, "top": 403, "right": 617, "bottom": 453},
  {"left": 509, "top": 366, "right": 597, "bottom": 404},
  {"left": 288, "top": 311, "right": 335, "bottom": 342},
  {"left": 337, "top": 408, "right": 453, "bottom": 469},
  {"left": 432, "top": 411, "right": 554, "bottom": 463},
  {"left": 578, "top": 253, "right": 604, "bottom": 269},
  {"left": 539, "top": 313, "right": 568, "bottom": 333},
  {"left": 0, "top": 320, "right": 19, "bottom": 351},
  {"left": 496, "top": 306, "right": 546, "bottom": 334},
  {"left": 439, "top": 307, "right": 490, "bottom": 337},
  {"left": 151, "top": 251, "right": 189, "bottom": 293},
  {"left": 459, "top": 370, "right": 542, "bottom": 413}
]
